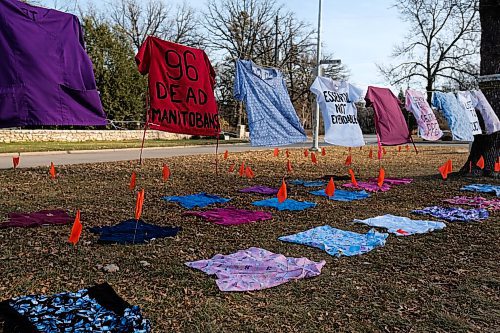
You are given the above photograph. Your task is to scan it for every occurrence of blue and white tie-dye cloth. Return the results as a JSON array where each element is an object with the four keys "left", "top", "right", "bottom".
[
  {"left": 279, "top": 226, "right": 388, "bottom": 256},
  {"left": 162, "top": 192, "right": 230, "bottom": 209},
  {"left": 432, "top": 92, "right": 473, "bottom": 141},
  {"left": 290, "top": 179, "right": 327, "bottom": 187},
  {"left": 354, "top": 214, "right": 446, "bottom": 236},
  {"left": 234, "top": 59, "right": 307, "bottom": 146},
  {"left": 461, "top": 184, "right": 500, "bottom": 197},
  {"left": 310, "top": 189, "right": 370, "bottom": 201},
  {"left": 252, "top": 198, "right": 317, "bottom": 211},
  {"left": 412, "top": 206, "right": 489, "bottom": 222}
]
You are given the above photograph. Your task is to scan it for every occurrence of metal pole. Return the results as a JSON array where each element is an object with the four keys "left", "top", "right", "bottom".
[{"left": 311, "top": 0, "right": 323, "bottom": 151}]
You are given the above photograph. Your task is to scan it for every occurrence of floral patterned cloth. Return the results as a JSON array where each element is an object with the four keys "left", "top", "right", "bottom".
[
  {"left": 184, "top": 207, "right": 272, "bottom": 225},
  {"left": 412, "top": 206, "right": 489, "bottom": 222},
  {"left": 252, "top": 198, "right": 317, "bottom": 211},
  {"left": 443, "top": 196, "right": 500, "bottom": 211},
  {"left": 354, "top": 214, "right": 446, "bottom": 236},
  {"left": 279, "top": 226, "right": 388, "bottom": 256},
  {"left": 162, "top": 192, "right": 230, "bottom": 209},
  {"left": 185, "top": 247, "right": 325, "bottom": 292},
  {"left": 309, "top": 189, "right": 370, "bottom": 201},
  {"left": 461, "top": 184, "right": 500, "bottom": 197}
]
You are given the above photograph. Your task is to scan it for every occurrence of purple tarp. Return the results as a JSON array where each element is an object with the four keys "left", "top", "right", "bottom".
[
  {"left": 0, "top": 0, "right": 106, "bottom": 127},
  {"left": 343, "top": 181, "right": 391, "bottom": 192},
  {"left": 185, "top": 247, "right": 325, "bottom": 291},
  {"left": 0, "top": 210, "right": 72, "bottom": 228},
  {"left": 184, "top": 207, "right": 272, "bottom": 226},
  {"left": 239, "top": 186, "right": 278, "bottom": 195},
  {"left": 367, "top": 177, "right": 413, "bottom": 185},
  {"left": 443, "top": 196, "right": 500, "bottom": 211}
]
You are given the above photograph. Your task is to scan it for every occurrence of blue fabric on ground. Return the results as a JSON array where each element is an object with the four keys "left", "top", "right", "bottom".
[
  {"left": 279, "top": 226, "right": 388, "bottom": 257},
  {"left": 290, "top": 179, "right": 327, "bottom": 187},
  {"left": 309, "top": 189, "right": 370, "bottom": 201},
  {"left": 354, "top": 214, "right": 446, "bottom": 236},
  {"left": 89, "top": 219, "right": 180, "bottom": 244},
  {"left": 162, "top": 192, "right": 231, "bottom": 208},
  {"left": 461, "top": 184, "right": 500, "bottom": 197},
  {"left": 412, "top": 206, "right": 489, "bottom": 222},
  {"left": 252, "top": 198, "right": 317, "bottom": 211}
]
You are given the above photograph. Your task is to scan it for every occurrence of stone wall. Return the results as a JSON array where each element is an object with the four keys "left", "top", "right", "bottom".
[{"left": 0, "top": 130, "right": 192, "bottom": 143}]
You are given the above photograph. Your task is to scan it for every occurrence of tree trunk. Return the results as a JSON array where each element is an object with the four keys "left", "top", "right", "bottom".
[{"left": 460, "top": 0, "right": 500, "bottom": 177}]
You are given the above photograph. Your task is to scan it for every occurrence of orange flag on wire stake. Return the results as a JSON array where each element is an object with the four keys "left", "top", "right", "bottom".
[
  {"left": 369, "top": 148, "right": 373, "bottom": 159},
  {"left": 377, "top": 147, "right": 382, "bottom": 160},
  {"left": 377, "top": 168, "right": 385, "bottom": 188},
  {"left": 287, "top": 160, "right": 292, "bottom": 173},
  {"left": 495, "top": 158, "right": 500, "bottom": 172},
  {"left": 162, "top": 164, "right": 170, "bottom": 181},
  {"left": 273, "top": 148, "right": 279, "bottom": 157},
  {"left": 325, "top": 177, "right": 335, "bottom": 197},
  {"left": 398, "top": 146, "right": 402, "bottom": 152},
  {"left": 345, "top": 155, "right": 352, "bottom": 166},
  {"left": 135, "top": 189, "right": 145, "bottom": 220},
  {"left": 129, "top": 171, "right": 136, "bottom": 190},
  {"left": 438, "top": 160, "right": 452, "bottom": 180},
  {"left": 223, "top": 150, "right": 229, "bottom": 160},
  {"left": 285, "top": 150, "right": 290, "bottom": 158},
  {"left": 476, "top": 156, "right": 485, "bottom": 169},
  {"left": 12, "top": 156, "right": 20, "bottom": 169},
  {"left": 311, "top": 152, "right": 317, "bottom": 165},
  {"left": 49, "top": 162, "right": 56, "bottom": 179},
  {"left": 406, "top": 144, "right": 410, "bottom": 152},
  {"left": 68, "top": 210, "right": 82, "bottom": 246},
  {"left": 304, "top": 149, "right": 309, "bottom": 157},
  {"left": 245, "top": 166, "right": 255, "bottom": 178},
  {"left": 239, "top": 161, "right": 245, "bottom": 177},
  {"left": 228, "top": 163, "right": 235, "bottom": 173},
  {"left": 382, "top": 147, "right": 387, "bottom": 155},
  {"left": 277, "top": 179, "right": 287, "bottom": 203},
  {"left": 321, "top": 147, "right": 326, "bottom": 156},
  {"left": 348, "top": 169, "right": 358, "bottom": 187}
]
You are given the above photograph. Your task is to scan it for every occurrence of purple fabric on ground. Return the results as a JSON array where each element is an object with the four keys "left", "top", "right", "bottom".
[
  {"left": 239, "top": 186, "right": 278, "bottom": 195},
  {"left": 343, "top": 181, "right": 391, "bottom": 192},
  {"left": 184, "top": 207, "right": 273, "bottom": 226},
  {"left": 443, "top": 196, "right": 500, "bottom": 211},
  {"left": 368, "top": 177, "right": 413, "bottom": 185},
  {"left": 412, "top": 206, "right": 489, "bottom": 222},
  {"left": 185, "top": 247, "right": 325, "bottom": 291},
  {"left": 0, "top": 210, "right": 72, "bottom": 229}
]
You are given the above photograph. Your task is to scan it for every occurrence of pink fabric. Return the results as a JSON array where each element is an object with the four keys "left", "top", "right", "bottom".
[
  {"left": 343, "top": 181, "right": 391, "bottom": 192},
  {"left": 184, "top": 207, "right": 272, "bottom": 225},
  {"left": 0, "top": 210, "right": 72, "bottom": 228},
  {"left": 365, "top": 86, "right": 411, "bottom": 146},
  {"left": 239, "top": 186, "right": 278, "bottom": 195},
  {"left": 368, "top": 177, "right": 413, "bottom": 185},
  {"left": 443, "top": 196, "right": 500, "bottom": 211},
  {"left": 185, "top": 247, "right": 325, "bottom": 291}
]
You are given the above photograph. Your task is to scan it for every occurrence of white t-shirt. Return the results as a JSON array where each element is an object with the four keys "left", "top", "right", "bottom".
[
  {"left": 470, "top": 90, "right": 500, "bottom": 135},
  {"left": 456, "top": 91, "right": 482, "bottom": 135},
  {"left": 310, "top": 77, "right": 365, "bottom": 147},
  {"left": 405, "top": 89, "right": 443, "bottom": 141}
]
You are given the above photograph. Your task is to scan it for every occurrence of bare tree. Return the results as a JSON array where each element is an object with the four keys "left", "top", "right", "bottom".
[{"left": 379, "top": 0, "right": 480, "bottom": 103}]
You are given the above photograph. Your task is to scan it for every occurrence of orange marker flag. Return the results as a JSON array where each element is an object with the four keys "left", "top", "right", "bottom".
[
  {"left": 68, "top": 210, "right": 82, "bottom": 246},
  {"left": 369, "top": 148, "right": 373, "bottom": 159},
  {"left": 162, "top": 164, "right": 170, "bottom": 181},
  {"left": 377, "top": 168, "right": 385, "bottom": 188},
  {"left": 406, "top": 144, "right": 410, "bottom": 152},
  {"left": 438, "top": 160, "right": 451, "bottom": 180},
  {"left": 377, "top": 147, "right": 383, "bottom": 160},
  {"left": 447, "top": 159, "right": 453, "bottom": 173},
  {"left": 13, "top": 156, "right": 20, "bottom": 169},
  {"left": 245, "top": 166, "right": 255, "bottom": 178},
  {"left": 287, "top": 160, "right": 292, "bottom": 173},
  {"left": 348, "top": 169, "right": 358, "bottom": 187},
  {"left": 228, "top": 163, "right": 235, "bottom": 173},
  {"left": 277, "top": 178, "right": 287, "bottom": 203},
  {"left": 304, "top": 149, "right": 309, "bottom": 157},
  {"left": 273, "top": 148, "right": 279, "bottom": 157},
  {"left": 135, "top": 189, "right": 145, "bottom": 220},
  {"left": 495, "top": 158, "right": 500, "bottom": 172},
  {"left": 239, "top": 161, "right": 245, "bottom": 177},
  {"left": 321, "top": 147, "right": 326, "bottom": 156},
  {"left": 129, "top": 171, "right": 136, "bottom": 190},
  {"left": 348, "top": 147, "right": 352, "bottom": 152},
  {"left": 325, "top": 177, "right": 335, "bottom": 197},
  {"left": 476, "top": 156, "right": 485, "bottom": 169},
  {"left": 311, "top": 152, "right": 317, "bottom": 165},
  {"left": 285, "top": 150, "right": 290, "bottom": 158},
  {"left": 49, "top": 162, "right": 56, "bottom": 179},
  {"left": 345, "top": 155, "right": 352, "bottom": 166},
  {"left": 223, "top": 150, "right": 229, "bottom": 160},
  {"left": 382, "top": 147, "right": 387, "bottom": 155},
  {"left": 398, "top": 146, "right": 402, "bottom": 152}
]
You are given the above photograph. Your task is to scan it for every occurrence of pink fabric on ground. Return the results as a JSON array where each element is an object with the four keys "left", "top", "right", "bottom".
[
  {"left": 0, "top": 210, "right": 72, "bottom": 229},
  {"left": 443, "top": 196, "right": 500, "bottom": 211},
  {"left": 185, "top": 247, "right": 325, "bottom": 291},
  {"left": 343, "top": 181, "right": 391, "bottom": 192},
  {"left": 368, "top": 177, "right": 413, "bottom": 185},
  {"left": 184, "top": 207, "right": 272, "bottom": 225}
]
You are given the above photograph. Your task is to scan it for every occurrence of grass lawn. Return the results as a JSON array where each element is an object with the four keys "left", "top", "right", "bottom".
[
  {"left": 0, "top": 138, "right": 246, "bottom": 154},
  {"left": 0, "top": 146, "right": 498, "bottom": 332}
]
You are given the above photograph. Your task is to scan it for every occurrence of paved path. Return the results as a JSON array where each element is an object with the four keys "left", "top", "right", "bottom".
[{"left": 0, "top": 135, "right": 468, "bottom": 169}]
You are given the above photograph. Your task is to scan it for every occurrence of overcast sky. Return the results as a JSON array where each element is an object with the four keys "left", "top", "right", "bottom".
[{"left": 38, "top": 0, "right": 408, "bottom": 89}]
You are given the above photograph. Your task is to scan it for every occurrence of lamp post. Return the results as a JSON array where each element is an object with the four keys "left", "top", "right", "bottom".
[{"left": 311, "top": 0, "right": 323, "bottom": 151}]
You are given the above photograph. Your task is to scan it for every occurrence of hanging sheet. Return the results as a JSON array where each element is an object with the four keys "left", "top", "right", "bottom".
[
  {"left": 432, "top": 92, "right": 473, "bottom": 141},
  {"left": 456, "top": 91, "right": 482, "bottom": 135},
  {"left": 405, "top": 89, "right": 443, "bottom": 140},
  {"left": 470, "top": 90, "right": 500, "bottom": 134}
]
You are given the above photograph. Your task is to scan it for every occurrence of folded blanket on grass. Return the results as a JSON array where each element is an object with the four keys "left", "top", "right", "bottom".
[{"left": 354, "top": 214, "right": 446, "bottom": 235}]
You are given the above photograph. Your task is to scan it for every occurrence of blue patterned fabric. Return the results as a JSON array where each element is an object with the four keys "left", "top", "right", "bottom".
[
  {"left": 3, "top": 285, "right": 150, "bottom": 332},
  {"left": 309, "top": 189, "right": 370, "bottom": 201},
  {"left": 234, "top": 59, "right": 307, "bottom": 146},
  {"left": 252, "top": 198, "right": 316, "bottom": 211},
  {"left": 412, "top": 206, "right": 489, "bottom": 222},
  {"left": 461, "top": 184, "right": 500, "bottom": 197},
  {"left": 354, "top": 214, "right": 446, "bottom": 236},
  {"left": 279, "top": 226, "right": 388, "bottom": 257},
  {"left": 89, "top": 219, "right": 180, "bottom": 244},
  {"left": 432, "top": 92, "right": 473, "bottom": 141},
  {"left": 290, "top": 179, "right": 327, "bottom": 187},
  {"left": 162, "top": 192, "right": 230, "bottom": 209}
]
